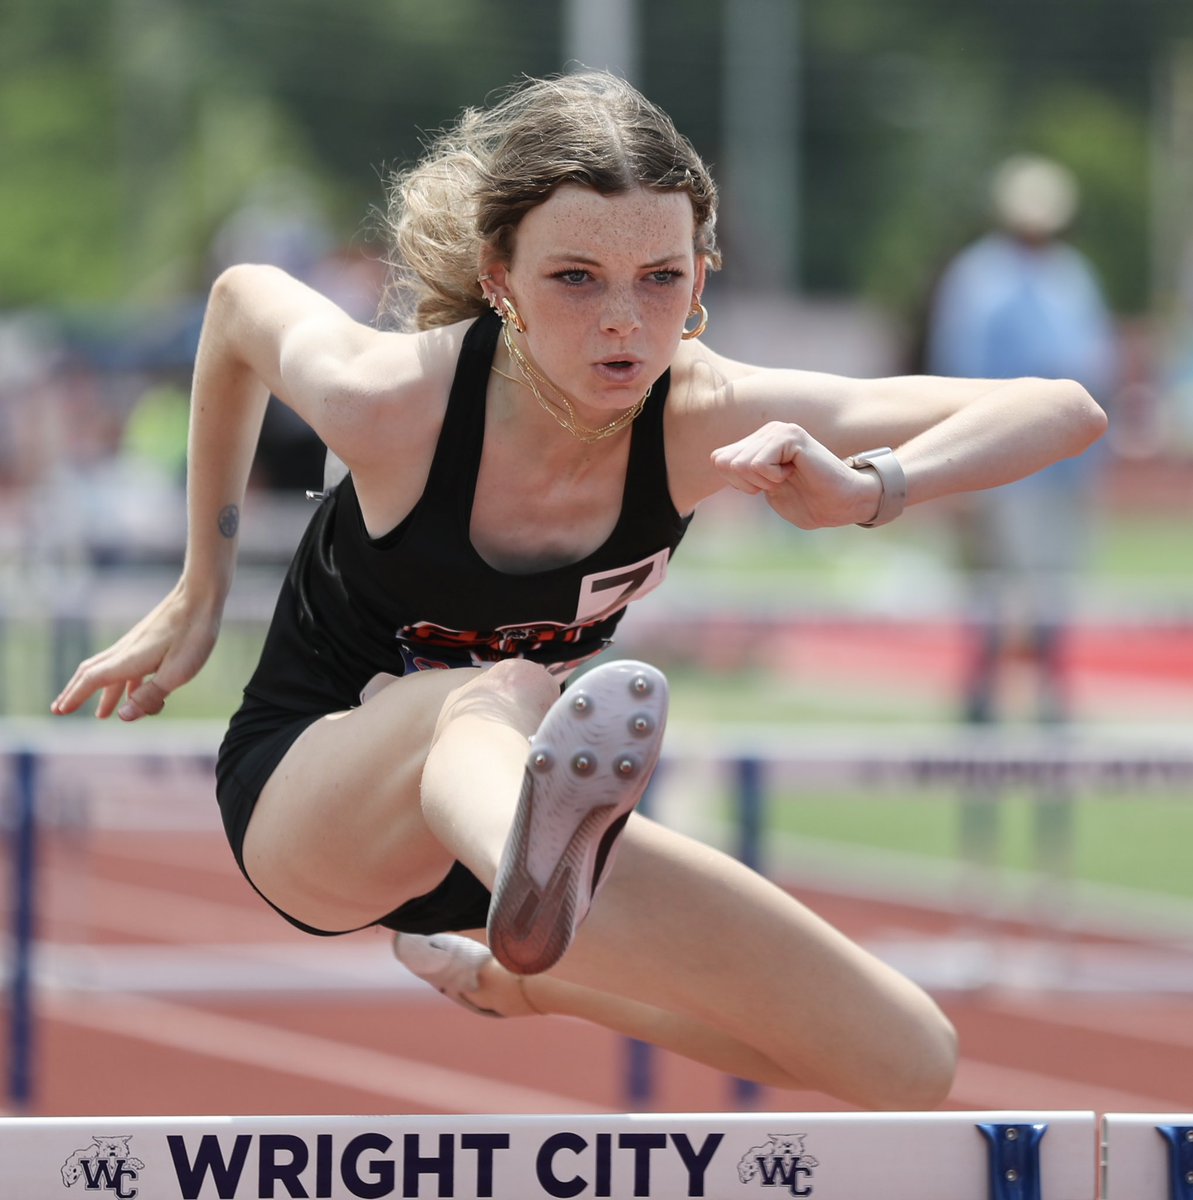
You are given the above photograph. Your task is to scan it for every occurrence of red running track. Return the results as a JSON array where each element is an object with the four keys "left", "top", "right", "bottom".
[
  {"left": 8, "top": 824, "right": 1193, "bottom": 1120},
  {"left": 7, "top": 618, "right": 1191, "bottom": 1118}
]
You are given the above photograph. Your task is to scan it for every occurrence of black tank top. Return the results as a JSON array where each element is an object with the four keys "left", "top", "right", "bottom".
[{"left": 243, "top": 312, "right": 692, "bottom": 713}]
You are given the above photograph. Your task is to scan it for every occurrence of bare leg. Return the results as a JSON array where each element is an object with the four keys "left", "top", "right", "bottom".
[
  {"left": 246, "top": 659, "right": 954, "bottom": 1108},
  {"left": 395, "top": 931, "right": 797, "bottom": 1083},
  {"left": 242, "top": 660, "right": 555, "bottom": 931},
  {"left": 548, "top": 818, "right": 957, "bottom": 1110},
  {"left": 404, "top": 816, "right": 956, "bottom": 1109}
]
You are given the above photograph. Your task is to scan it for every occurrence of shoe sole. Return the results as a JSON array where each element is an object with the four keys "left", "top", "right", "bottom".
[{"left": 487, "top": 660, "right": 668, "bottom": 975}]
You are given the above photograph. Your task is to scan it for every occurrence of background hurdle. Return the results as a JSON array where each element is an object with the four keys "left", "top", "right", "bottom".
[
  {"left": 2, "top": 719, "right": 224, "bottom": 1114},
  {"left": 0, "top": 1110, "right": 1096, "bottom": 1199},
  {"left": 1101, "top": 1113, "right": 1193, "bottom": 1200}
]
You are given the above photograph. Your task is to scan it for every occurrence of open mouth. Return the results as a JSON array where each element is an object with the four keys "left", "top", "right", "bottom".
[{"left": 594, "top": 358, "right": 643, "bottom": 386}]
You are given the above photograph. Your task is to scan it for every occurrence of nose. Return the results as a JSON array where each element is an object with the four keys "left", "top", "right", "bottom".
[{"left": 600, "top": 285, "right": 641, "bottom": 336}]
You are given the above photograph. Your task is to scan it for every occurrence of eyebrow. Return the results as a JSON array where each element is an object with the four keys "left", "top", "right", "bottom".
[{"left": 546, "top": 253, "right": 688, "bottom": 268}]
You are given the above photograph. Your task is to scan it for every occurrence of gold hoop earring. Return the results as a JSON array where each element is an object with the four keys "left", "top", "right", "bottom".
[
  {"left": 681, "top": 299, "right": 708, "bottom": 341},
  {"left": 499, "top": 297, "right": 527, "bottom": 335}
]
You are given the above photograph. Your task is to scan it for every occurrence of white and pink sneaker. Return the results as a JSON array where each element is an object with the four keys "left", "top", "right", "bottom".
[{"left": 486, "top": 659, "right": 668, "bottom": 975}]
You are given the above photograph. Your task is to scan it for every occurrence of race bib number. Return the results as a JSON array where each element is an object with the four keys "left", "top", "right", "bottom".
[{"left": 573, "top": 549, "right": 671, "bottom": 624}]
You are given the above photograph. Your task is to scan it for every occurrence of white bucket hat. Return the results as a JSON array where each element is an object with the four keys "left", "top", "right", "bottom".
[{"left": 990, "top": 154, "right": 1080, "bottom": 238}]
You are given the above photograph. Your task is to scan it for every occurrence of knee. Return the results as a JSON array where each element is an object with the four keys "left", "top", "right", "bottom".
[
  {"left": 865, "top": 1011, "right": 958, "bottom": 1111},
  {"left": 906, "top": 1014, "right": 959, "bottom": 1109},
  {"left": 486, "top": 657, "right": 561, "bottom": 704},
  {"left": 436, "top": 659, "right": 559, "bottom": 735},
  {"left": 471, "top": 658, "right": 561, "bottom": 717}
]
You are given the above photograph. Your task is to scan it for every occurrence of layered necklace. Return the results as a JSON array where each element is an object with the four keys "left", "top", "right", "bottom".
[{"left": 493, "top": 321, "right": 651, "bottom": 444}]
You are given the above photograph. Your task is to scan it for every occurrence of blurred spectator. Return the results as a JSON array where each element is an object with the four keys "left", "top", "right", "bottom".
[
  {"left": 925, "top": 154, "right": 1119, "bottom": 724},
  {"left": 122, "top": 379, "right": 189, "bottom": 483},
  {"left": 0, "top": 316, "right": 62, "bottom": 495},
  {"left": 35, "top": 356, "right": 187, "bottom": 570}
]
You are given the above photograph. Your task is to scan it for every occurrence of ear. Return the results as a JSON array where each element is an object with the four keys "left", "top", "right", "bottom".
[
  {"left": 692, "top": 255, "right": 709, "bottom": 301},
  {"left": 478, "top": 249, "right": 511, "bottom": 300}
]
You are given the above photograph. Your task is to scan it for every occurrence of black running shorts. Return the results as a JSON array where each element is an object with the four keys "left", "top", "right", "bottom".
[{"left": 215, "top": 694, "right": 492, "bottom": 936}]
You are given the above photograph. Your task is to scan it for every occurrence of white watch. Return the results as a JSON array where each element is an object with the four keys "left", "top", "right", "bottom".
[{"left": 845, "top": 447, "right": 907, "bottom": 527}]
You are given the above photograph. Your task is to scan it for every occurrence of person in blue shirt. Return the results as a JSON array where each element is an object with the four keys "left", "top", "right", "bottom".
[{"left": 927, "top": 155, "right": 1118, "bottom": 724}]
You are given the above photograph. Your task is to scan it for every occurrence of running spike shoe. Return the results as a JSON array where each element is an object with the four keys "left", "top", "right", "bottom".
[
  {"left": 393, "top": 932, "right": 502, "bottom": 1018},
  {"left": 487, "top": 659, "right": 668, "bottom": 975}
]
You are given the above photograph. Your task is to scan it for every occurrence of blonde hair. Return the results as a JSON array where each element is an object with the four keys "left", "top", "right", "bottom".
[{"left": 381, "top": 71, "right": 720, "bottom": 331}]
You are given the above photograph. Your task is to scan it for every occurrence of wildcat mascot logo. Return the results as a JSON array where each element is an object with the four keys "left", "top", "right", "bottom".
[
  {"left": 61, "top": 1136, "right": 144, "bottom": 1198},
  {"left": 737, "top": 1132, "right": 819, "bottom": 1195}
]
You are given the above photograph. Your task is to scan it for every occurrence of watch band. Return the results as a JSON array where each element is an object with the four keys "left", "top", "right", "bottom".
[{"left": 845, "top": 447, "right": 907, "bottom": 527}]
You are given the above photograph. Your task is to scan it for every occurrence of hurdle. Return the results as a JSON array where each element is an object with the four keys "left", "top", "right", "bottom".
[
  {"left": 0, "top": 1110, "right": 1096, "bottom": 1198},
  {"left": 7, "top": 719, "right": 1193, "bottom": 1114},
  {"left": 1101, "top": 1113, "right": 1193, "bottom": 1200},
  {"left": 2, "top": 718, "right": 224, "bottom": 1112}
]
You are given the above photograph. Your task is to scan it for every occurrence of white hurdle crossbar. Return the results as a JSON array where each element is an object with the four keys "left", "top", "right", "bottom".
[
  {"left": 0, "top": 1110, "right": 1096, "bottom": 1199},
  {"left": 1101, "top": 1113, "right": 1193, "bottom": 1200}
]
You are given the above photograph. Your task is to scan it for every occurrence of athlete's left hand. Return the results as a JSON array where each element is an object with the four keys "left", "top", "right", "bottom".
[{"left": 710, "top": 421, "right": 881, "bottom": 529}]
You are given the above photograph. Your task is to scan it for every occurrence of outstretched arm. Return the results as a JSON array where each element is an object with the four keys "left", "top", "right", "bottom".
[
  {"left": 672, "top": 349, "right": 1108, "bottom": 525},
  {"left": 52, "top": 264, "right": 390, "bottom": 719}
]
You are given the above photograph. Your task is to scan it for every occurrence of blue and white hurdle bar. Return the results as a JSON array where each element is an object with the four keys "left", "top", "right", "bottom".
[
  {"left": 1102, "top": 1114, "right": 1193, "bottom": 1200},
  {"left": 7, "top": 719, "right": 1193, "bottom": 1114},
  {"left": 0, "top": 1110, "right": 1098, "bottom": 1199}
]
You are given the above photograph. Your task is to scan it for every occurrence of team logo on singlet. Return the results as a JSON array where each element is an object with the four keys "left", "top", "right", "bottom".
[
  {"left": 736, "top": 1133, "right": 819, "bottom": 1195},
  {"left": 60, "top": 1136, "right": 145, "bottom": 1197},
  {"left": 396, "top": 549, "right": 671, "bottom": 673}
]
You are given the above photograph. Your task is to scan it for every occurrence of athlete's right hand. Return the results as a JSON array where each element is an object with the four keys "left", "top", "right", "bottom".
[{"left": 50, "top": 582, "right": 221, "bottom": 721}]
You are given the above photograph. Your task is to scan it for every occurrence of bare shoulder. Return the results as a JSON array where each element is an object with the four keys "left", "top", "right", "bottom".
[
  {"left": 664, "top": 341, "right": 853, "bottom": 510},
  {"left": 217, "top": 263, "right": 470, "bottom": 462},
  {"left": 342, "top": 322, "right": 464, "bottom": 407},
  {"left": 668, "top": 341, "right": 853, "bottom": 424},
  {"left": 311, "top": 320, "right": 470, "bottom": 471},
  {"left": 310, "top": 319, "right": 476, "bottom": 534}
]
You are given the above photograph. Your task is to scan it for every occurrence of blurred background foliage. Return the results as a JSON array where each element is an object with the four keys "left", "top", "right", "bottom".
[{"left": 3, "top": 0, "right": 1192, "bottom": 318}]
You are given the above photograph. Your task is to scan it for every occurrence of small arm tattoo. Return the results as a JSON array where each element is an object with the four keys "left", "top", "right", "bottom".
[{"left": 217, "top": 505, "right": 239, "bottom": 538}]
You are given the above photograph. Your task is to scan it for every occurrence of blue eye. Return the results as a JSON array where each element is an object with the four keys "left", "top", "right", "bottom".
[
  {"left": 649, "top": 269, "right": 683, "bottom": 285},
  {"left": 554, "top": 269, "right": 590, "bottom": 285}
]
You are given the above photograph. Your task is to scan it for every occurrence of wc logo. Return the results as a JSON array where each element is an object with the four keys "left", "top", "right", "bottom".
[
  {"left": 737, "top": 1132, "right": 819, "bottom": 1195},
  {"left": 60, "top": 1136, "right": 144, "bottom": 1199}
]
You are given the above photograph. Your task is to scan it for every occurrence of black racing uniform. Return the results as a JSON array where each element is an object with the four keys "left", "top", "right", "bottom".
[{"left": 215, "top": 311, "right": 692, "bottom": 935}]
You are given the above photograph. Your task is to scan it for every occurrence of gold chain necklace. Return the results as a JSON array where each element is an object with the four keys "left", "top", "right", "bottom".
[{"left": 494, "top": 322, "right": 651, "bottom": 444}]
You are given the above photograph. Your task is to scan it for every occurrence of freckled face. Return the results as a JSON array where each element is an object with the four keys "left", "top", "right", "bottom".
[{"left": 497, "top": 185, "right": 703, "bottom": 413}]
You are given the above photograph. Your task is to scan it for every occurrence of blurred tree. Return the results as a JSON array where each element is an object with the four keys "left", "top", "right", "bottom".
[
  {"left": 805, "top": 0, "right": 1192, "bottom": 315},
  {"left": 2, "top": 0, "right": 1192, "bottom": 318},
  {"left": 191, "top": 0, "right": 563, "bottom": 231},
  {"left": 0, "top": 2, "right": 123, "bottom": 304}
]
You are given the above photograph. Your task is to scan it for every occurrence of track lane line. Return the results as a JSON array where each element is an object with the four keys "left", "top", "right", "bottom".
[
  {"left": 38, "top": 870, "right": 317, "bottom": 943},
  {"left": 949, "top": 1057, "right": 1183, "bottom": 1112},
  {"left": 990, "top": 994, "right": 1193, "bottom": 1050},
  {"left": 42, "top": 991, "right": 605, "bottom": 1115}
]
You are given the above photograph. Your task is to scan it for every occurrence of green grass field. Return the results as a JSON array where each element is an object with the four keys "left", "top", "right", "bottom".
[{"left": 741, "top": 787, "right": 1193, "bottom": 901}]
